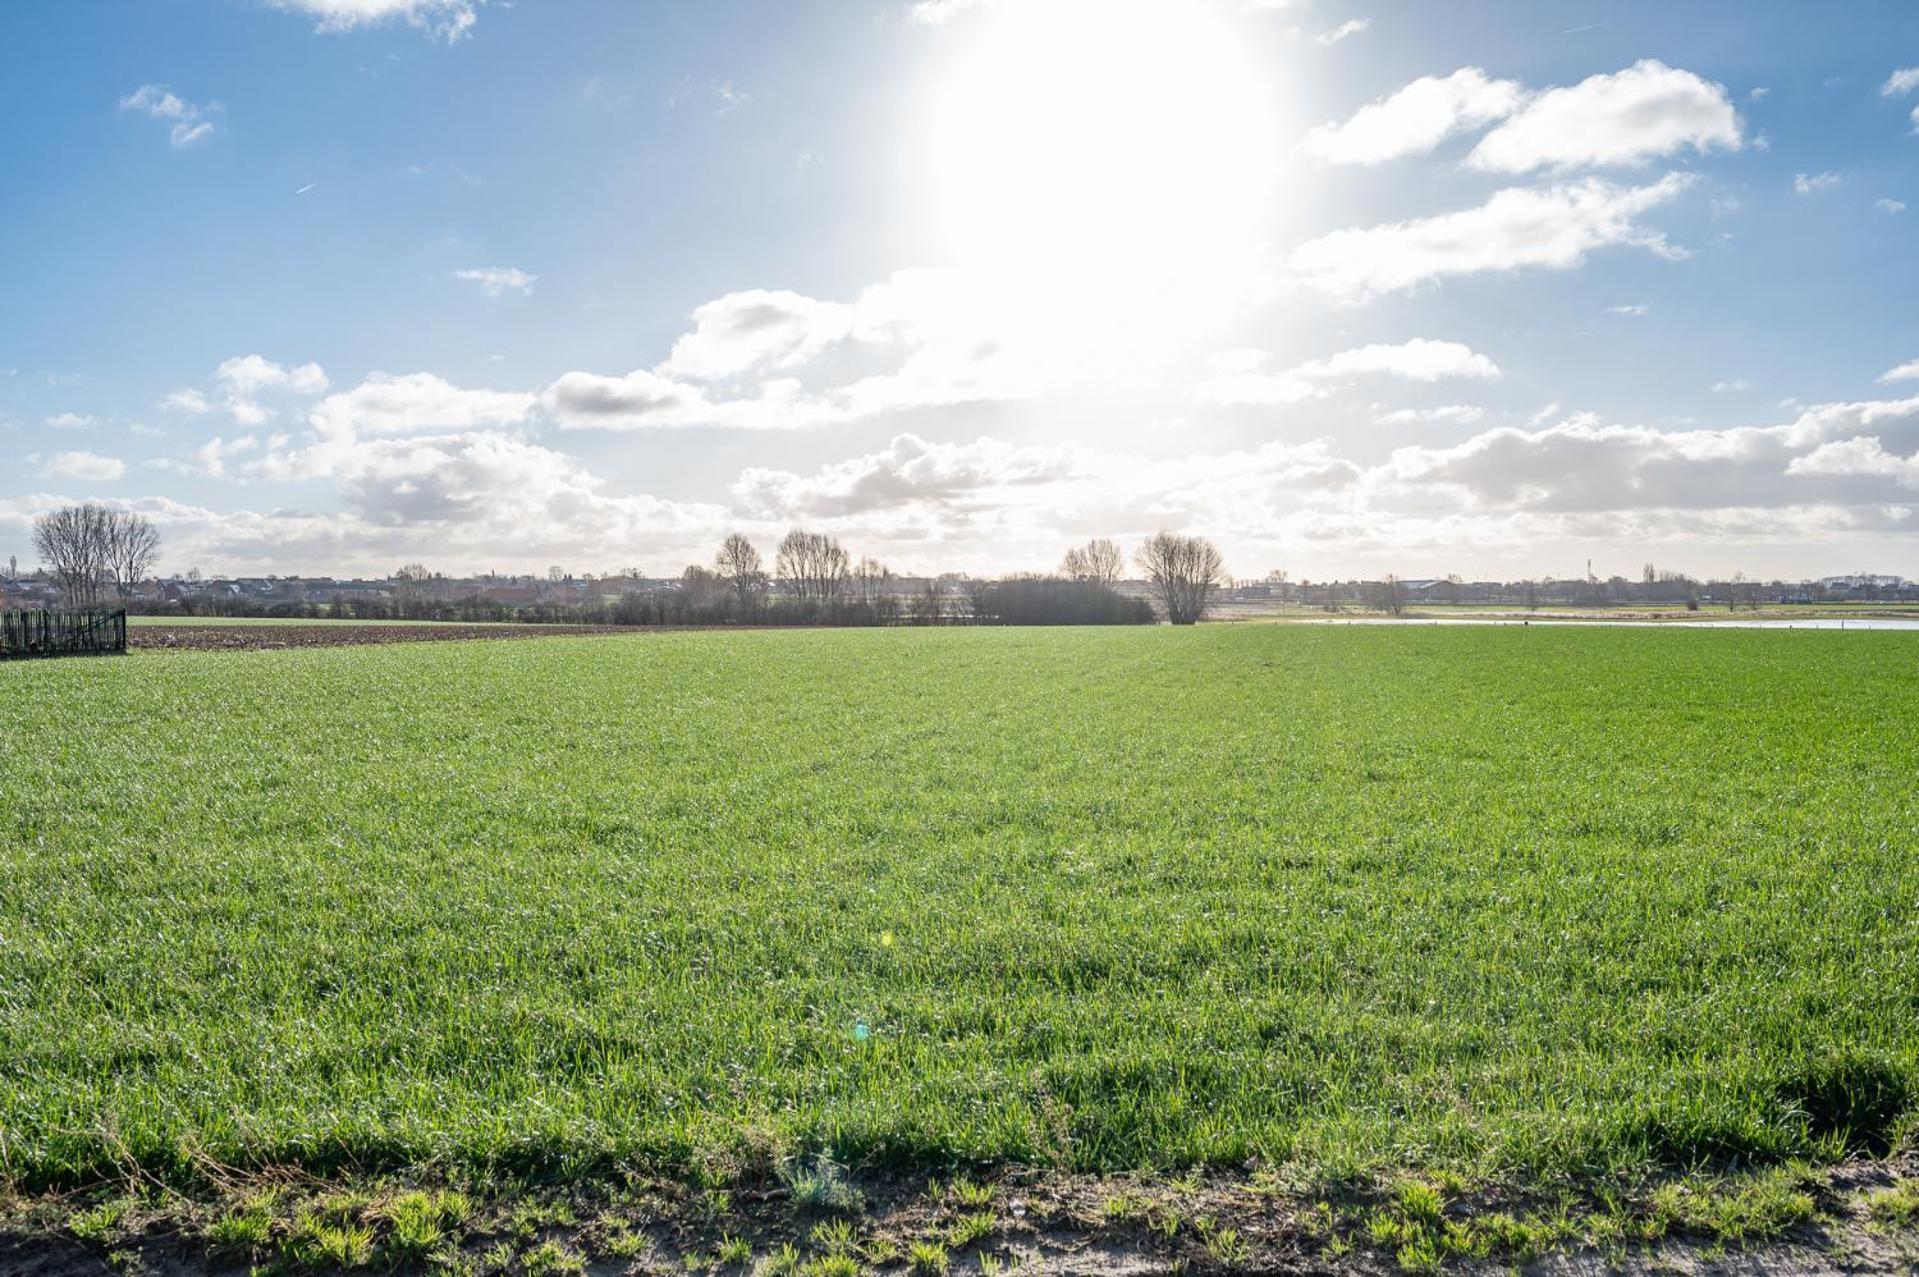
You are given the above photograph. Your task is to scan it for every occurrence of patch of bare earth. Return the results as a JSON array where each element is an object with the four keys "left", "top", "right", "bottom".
[{"left": 3, "top": 1160, "right": 1916, "bottom": 1277}]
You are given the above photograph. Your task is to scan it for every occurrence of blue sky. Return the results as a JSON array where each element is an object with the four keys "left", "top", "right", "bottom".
[{"left": 3, "top": 0, "right": 1917, "bottom": 580}]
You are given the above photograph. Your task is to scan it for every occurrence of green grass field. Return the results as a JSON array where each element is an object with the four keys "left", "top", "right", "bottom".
[{"left": 3, "top": 626, "right": 1916, "bottom": 1196}]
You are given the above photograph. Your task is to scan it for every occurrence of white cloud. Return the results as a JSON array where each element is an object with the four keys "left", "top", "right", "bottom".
[
  {"left": 908, "top": 0, "right": 995, "bottom": 25},
  {"left": 24, "top": 392, "right": 1919, "bottom": 579},
  {"left": 1302, "top": 339, "right": 1502, "bottom": 382},
  {"left": 1911, "top": 104, "right": 1919, "bottom": 134},
  {"left": 40, "top": 451, "right": 125, "bottom": 482},
  {"left": 1370, "top": 398, "right": 1919, "bottom": 518},
  {"left": 11, "top": 457, "right": 721, "bottom": 580},
  {"left": 1794, "top": 171, "right": 1844, "bottom": 195},
  {"left": 1194, "top": 339, "right": 1499, "bottom": 406},
  {"left": 659, "top": 290, "right": 855, "bottom": 381},
  {"left": 1712, "top": 379, "right": 1756, "bottom": 393},
  {"left": 1315, "top": 18, "right": 1370, "bottom": 46},
  {"left": 308, "top": 372, "right": 536, "bottom": 439},
  {"left": 1877, "top": 198, "right": 1908, "bottom": 215},
  {"left": 1467, "top": 60, "right": 1740, "bottom": 173},
  {"left": 1373, "top": 404, "right": 1487, "bottom": 426},
  {"left": 1301, "top": 68, "right": 1526, "bottom": 165},
  {"left": 548, "top": 270, "right": 1031, "bottom": 432},
  {"left": 1881, "top": 360, "right": 1919, "bottom": 383},
  {"left": 727, "top": 433, "right": 1361, "bottom": 551},
  {"left": 153, "top": 435, "right": 261, "bottom": 480},
  {"left": 45, "top": 412, "right": 94, "bottom": 430},
  {"left": 179, "top": 355, "right": 330, "bottom": 426},
  {"left": 156, "top": 370, "right": 534, "bottom": 494},
  {"left": 453, "top": 266, "right": 538, "bottom": 297},
  {"left": 263, "top": 0, "right": 480, "bottom": 40},
  {"left": 216, "top": 355, "right": 329, "bottom": 399},
  {"left": 1786, "top": 436, "right": 1919, "bottom": 487},
  {"left": 119, "top": 85, "right": 218, "bottom": 147},
  {"left": 733, "top": 434, "right": 1075, "bottom": 519},
  {"left": 1883, "top": 67, "right": 1919, "bottom": 97},
  {"left": 1284, "top": 173, "right": 1695, "bottom": 302},
  {"left": 1608, "top": 303, "right": 1651, "bottom": 316}
]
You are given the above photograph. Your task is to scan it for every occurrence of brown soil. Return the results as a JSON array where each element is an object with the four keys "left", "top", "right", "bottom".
[
  {"left": 3, "top": 1161, "right": 1914, "bottom": 1277},
  {"left": 129, "top": 624, "right": 648, "bottom": 652}
]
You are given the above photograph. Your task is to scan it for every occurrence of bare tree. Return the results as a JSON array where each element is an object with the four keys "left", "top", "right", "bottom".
[
  {"left": 32, "top": 504, "right": 116, "bottom": 605},
  {"left": 393, "top": 563, "right": 434, "bottom": 613},
  {"left": 1060, "top": 537, "right": 1124, "bottom": 585},
  {"left": 959, "top": 574, "right": 992, "bottom": 622},
  {"left": 714, "top": 534, "right": 767, "bottom": 608},
  {"left": 910, "top": 579, "right": 947, "bottom": 624},
  {"left": 776, "top": 530, "right": 850, "bottom": 603},
  {"left": 1372, "top": 574, "right": 1405, "bottom": 617},
  {"left": 102, "top": 509, "right": 160, "bottom": 600},
  {"left": 680, "top": 564, "right": 729, "bottom": 609},
  {"left": 852, "top": 557, "right": 892, "bottom": 606},
  {"left": 1135, "top": 531, "right": 1222, "bottom": 625}
]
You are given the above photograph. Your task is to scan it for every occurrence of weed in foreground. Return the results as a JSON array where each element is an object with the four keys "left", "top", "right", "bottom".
[
  {"left": 1866, "top": 1180, "right": 1919, "bottom": 1229},
  {"left": 910, "top": 1238, "right": 952, "bottom": 1275}
]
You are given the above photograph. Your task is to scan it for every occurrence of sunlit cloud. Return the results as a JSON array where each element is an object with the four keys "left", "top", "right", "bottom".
[{"left": 1283, "top": 174, "right": 1696, "bottom": 302}]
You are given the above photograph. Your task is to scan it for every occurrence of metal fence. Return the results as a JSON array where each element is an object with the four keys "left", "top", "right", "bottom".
[{"left": 0, "top": 609, "right": 129, "bottom": 660}]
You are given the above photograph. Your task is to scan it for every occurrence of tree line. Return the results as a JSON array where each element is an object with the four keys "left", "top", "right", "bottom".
[{"left": 15, "top": 505, "right": 1229, "bottom": 626}]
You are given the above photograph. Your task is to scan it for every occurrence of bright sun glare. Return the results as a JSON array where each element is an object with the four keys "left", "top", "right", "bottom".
[{"left": 926, "top": 0, "right": 1281, "bottom": 371}]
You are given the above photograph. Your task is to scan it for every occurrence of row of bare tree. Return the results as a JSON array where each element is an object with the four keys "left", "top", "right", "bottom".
[
  {"left": 28, "top": 504, "right": 160, "bottom": 607},
  {"left": 696, "top": 529, "right": 1225, "bottom": 625},
  {"left": 1062, "top": 532, "right": 1224, "bottom": 625},
  {"left": 16, "top": 503, "right": 1226, "bottom": 626}
]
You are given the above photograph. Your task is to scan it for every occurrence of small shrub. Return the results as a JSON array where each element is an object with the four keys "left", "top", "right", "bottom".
[
  {"left": 910, "top": 1239, "right": 951, "bottom": 1275},
  {"left": 286, "top": 1215, "right": 375, "bottom": 1270},
  {"left": 382, "top": 1189, "right": 469, "bottom": 1260},
  {"left": 809, "top": 1218, "right": 857, "bottom": 1255},
  {"left": 946, "top": 1211, "right": 994, "bottom": 1248},
  {"left": 1394, "top": 1181, "right": 1444, "bottom": 1228},
  {"left": 521, "top": 1239, "right": 587, "bottom": 1276},
  {"left": 1204, "top": 1226, "right": 1248, "bottom": 1266},
  {"left": 1648, "top": 1169, "right": 1817, "bottom": 1245},
  {"left": 69, "top": 1199, "right": 134, "bottom": 1244},
  {"left": 1395, "top": 1234, "right": 1440, "bottom": 1275},
  {"left": 204, "top": 1200, "right": 275, "bottom": 1250},
  {"left": 604, "top": 1225, "right": 649, "bottom": 1259},
  {"left": 786, "top": 1156, "right": 864, "bottom": 1214},
  {"left": 950, "top": 1177, "right": 995, "bottom": 1210},
  {"left": 1866, "top": 1180, "right": 1919, "bottom": 1229}
]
